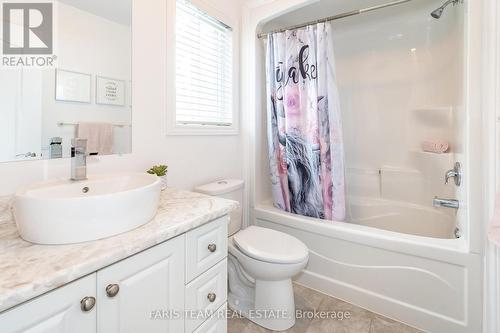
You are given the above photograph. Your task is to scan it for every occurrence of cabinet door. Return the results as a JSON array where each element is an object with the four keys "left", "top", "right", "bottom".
[
  {"left": 97, "top": 235, "right": 185, "bottom": 333},
  {"left": 0, "top": 274, "right": 96, "bottom": 333}
]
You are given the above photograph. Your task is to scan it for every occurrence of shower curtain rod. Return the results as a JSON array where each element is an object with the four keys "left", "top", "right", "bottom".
[{"left": 257, "top": 0, "right": 412, "bottom": 39}]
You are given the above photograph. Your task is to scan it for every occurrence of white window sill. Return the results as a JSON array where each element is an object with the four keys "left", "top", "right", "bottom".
[{"left": 166, "top": 124, "right": 239, "bottom": 136}]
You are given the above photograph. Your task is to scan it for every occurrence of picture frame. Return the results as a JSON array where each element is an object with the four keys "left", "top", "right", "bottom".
[
  {"left": 96, "top": 76, "right": 126, "bottom": 106},
  {"left": 55, "top": 69, "right": 91, "bottom": 103}
]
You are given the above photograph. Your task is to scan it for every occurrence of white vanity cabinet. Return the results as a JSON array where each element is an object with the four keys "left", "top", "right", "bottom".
[
  {"left": 0, "top": 274, "right": 97, "bottom": 333},
  {"left": 0, "top": 216, "right": 228, "bottom": 333}
]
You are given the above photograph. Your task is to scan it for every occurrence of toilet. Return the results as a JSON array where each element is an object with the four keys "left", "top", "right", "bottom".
[{"left": 194, "top": 180, "right": 309, "bottom": 331}]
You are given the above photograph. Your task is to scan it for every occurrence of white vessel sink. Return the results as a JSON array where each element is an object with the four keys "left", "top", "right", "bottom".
[{"left": 13, "top": 173, "right": 161, "bottom": 245}]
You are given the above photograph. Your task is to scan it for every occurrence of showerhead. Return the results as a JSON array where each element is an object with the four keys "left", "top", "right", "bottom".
[
  {"left": 430, "top": 0, "right": 461, "bottom": 19},
  {"left": 430, "top": 7, "right": 445, "bottom": 19}
]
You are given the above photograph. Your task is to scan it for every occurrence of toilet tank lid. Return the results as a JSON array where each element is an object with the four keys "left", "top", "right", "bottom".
[{"left": 194, "top": 179, "right": 244, "bottom": 195}]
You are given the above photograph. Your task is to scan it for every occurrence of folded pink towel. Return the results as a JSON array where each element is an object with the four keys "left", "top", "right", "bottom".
[
  {"left": 77, "top": 122, "right": 114, "bottom": 155},
  {"left": 422, "top": 140, "right": 449, "bottom": 154},
  {"left": 488, "top": 192, "right": 500, "bottom": 247}
]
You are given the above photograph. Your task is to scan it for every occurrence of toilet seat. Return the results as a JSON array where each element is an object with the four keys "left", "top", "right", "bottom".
[{"left": 233, "top": 226, "right": 308, "bottom": 264}]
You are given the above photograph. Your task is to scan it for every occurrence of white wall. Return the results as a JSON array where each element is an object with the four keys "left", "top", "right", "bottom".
[
  {"left": 483, "top": 0, "right": 500, "bottom": 331},
  {"left": 0, "top": 0, "right": 244, "bottom": 195}
]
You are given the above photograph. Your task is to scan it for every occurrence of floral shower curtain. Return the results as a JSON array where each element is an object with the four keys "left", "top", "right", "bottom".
[{"left": 265, "top": 22, "right": 346, "bottom": 221}]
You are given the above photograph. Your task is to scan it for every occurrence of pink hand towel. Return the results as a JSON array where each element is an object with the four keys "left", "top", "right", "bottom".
[
  {"left": 488, "top": 192, "right": 500, "bottom": 247},
  {"left": 421, "top": 139, "right": 449, "bottom": 154},
  {"left": 77, "top": 122, "right": 114, "bottom": 155}
]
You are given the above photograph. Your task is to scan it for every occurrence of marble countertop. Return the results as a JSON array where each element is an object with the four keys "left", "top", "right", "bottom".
[{"left": 0, "top": 188, "right": 238, "bottom": 313}]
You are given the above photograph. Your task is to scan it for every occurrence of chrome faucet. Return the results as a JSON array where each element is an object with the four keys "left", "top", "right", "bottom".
[
  {"left": 71, "top": 138, "right": 87, "bottom": 181},
  {"left": 445, "top": 162, "right": 461, "bottom": 186},
  {"left": 433, "top": 197, "right": 459, "bottom": 209}
]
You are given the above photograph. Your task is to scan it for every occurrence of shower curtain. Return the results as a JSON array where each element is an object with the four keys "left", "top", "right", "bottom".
[{"left": 265, "top": 22, "right": 346, "bottom": 221}]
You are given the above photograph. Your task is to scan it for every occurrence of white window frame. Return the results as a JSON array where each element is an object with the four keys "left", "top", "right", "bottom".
[{"left": 166, "top": 0, "right": 239, "bottom": 136}]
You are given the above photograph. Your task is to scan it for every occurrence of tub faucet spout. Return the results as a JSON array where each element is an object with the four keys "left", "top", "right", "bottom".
[{"left": 433, "top": 197, "right": 459, "bottom": 209}]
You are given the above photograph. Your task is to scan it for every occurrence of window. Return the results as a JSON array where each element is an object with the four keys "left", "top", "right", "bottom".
[{"left": 174, "top": 0, "right": 234, "bottom": 131}]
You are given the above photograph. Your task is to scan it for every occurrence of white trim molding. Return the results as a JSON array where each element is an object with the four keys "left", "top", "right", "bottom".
[{"left": 483, "top": 0, "right": 500, "bottom": 331}]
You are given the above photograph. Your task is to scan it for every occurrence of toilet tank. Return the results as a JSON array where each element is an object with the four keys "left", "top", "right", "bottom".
[{"left": 194, "top": 179, "right": 244, "bottom": 236}]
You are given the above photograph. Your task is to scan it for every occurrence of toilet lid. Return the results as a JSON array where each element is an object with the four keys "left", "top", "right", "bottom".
[{"left": 233, "top": 226, "right": 308, "bottom": 264}]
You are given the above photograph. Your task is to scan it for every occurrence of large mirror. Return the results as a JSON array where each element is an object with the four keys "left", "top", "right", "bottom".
[{"left": 0, "top": 0, "right": 132, "bottom": 163}]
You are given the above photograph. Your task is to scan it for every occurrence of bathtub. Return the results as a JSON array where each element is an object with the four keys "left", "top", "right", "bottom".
[
  {"left": 252, "top": 202, "right": 482, "bottom": 333},
  {"left": 347, "top": 197, "right": 456, "bottom": 239}
]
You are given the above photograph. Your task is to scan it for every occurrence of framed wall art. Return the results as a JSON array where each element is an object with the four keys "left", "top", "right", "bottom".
[{"left": 96, "top": 76, "right": 126, "bottom": 106}]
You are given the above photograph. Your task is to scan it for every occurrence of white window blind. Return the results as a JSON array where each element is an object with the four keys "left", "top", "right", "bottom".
[{"left": 175, "top": 0, "right": 233, "bottom": 127}]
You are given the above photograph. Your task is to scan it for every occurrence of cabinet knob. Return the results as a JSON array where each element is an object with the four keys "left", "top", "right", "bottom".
[
  {"left": 80, "top": 296, "right": 96, "bottom": 312},
  {"left": 207, "top": 292, "right": 217, "bottom": 303},
  {"left": 207, "top": 243, "right": 217, "bottom": 252},
  {"left": 106, "top": 284, "right": 120, "bottom": 297}
]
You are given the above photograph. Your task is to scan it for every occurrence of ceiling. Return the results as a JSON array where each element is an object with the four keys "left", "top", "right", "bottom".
[{"left": 57, "top": 0, "right": 132, "bottom": 26}]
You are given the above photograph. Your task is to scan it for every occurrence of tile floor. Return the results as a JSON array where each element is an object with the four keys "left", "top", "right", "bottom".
[{"left": 228, "top": 283, "right": 424, "bottom": 333}]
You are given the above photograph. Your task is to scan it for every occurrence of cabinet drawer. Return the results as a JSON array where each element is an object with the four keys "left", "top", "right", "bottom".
[
  {"left": 193, "top": 303, "right": 227, "bottom": 333},
  {"left": 185, "top": 259, "right": 227, "bottom": 333},
  {"left": 186, "top": 216, "right": 228, "bottom": 283}
]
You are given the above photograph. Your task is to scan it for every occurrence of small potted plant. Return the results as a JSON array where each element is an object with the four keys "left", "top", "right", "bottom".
[{"left": 147, "top": 165, "right": 168, "bottom": 190}]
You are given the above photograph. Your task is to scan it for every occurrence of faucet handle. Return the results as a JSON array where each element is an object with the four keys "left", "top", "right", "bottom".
[
  {"left": 444, "top": 162, "right": 461, "bottom": 186},
  {"left": 444, "top": 172, "right": 456, "bottom": 184}
]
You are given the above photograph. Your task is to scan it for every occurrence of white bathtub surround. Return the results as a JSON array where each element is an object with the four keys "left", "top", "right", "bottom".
[
  {"left": 0, "top": 188, "right": 238, "bottom": 313},
  {"left": 13, "top": 173, "right": 161, "bottom": 244}
]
